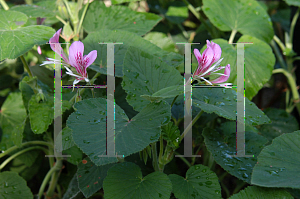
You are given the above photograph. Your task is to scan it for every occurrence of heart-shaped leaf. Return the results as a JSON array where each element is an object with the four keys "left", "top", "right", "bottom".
[
  {"left": 141, "top": 85, "right": 184, "bottom": 102},
  {"left": 83, "top": 29, "right": 183, "bottom": 77},
  {"left": 0, "top": 171, "right": 33, "bottom": 199},
  {"left": 10, "top": 5, "right": 55, "bottom": 18},
  {"left": 202, "top": 0, "right": 274, "bottom": 43},
  {"left": 229, "top": 186, "right": 293, "bottom": 199},
  {"left": 251, "top": 130, "right": 300, "bottom": 188},
  {"left": 67, "top": 98, "right": 170, "bottom": 166},
  {"left": 169, "top": 164, "right": 222, "bottom": 199},
  {"left": 0, "top": 10, "right": 55, "bottom": 60},
  {"left": 103, "top": 162, "right": 172, "bottom": 199},
  {"left": 192, "top": 87, "right": 270, "bottom": 126},
  {"left": 0, "top": 92, "right": 26, "bottom": 149},
  {"left": 123, "top": 47, "right": 183, "bottom": 111},
  {"left": 203, "top": 127, "right": 268, "bottom": 183},
  {"left": 77, "top": 158, "right": 114, "bottom": 198},
  {"left": 83, "top": 1, "right": 162, "bottom": 36}
]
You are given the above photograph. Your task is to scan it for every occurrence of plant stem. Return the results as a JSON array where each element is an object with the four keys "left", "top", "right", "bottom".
[
  {"left": 178, "top": 24, "right": 189, "bottom": 39},
  {"left": 174, "top": 151, "right": 191, "bottom": 167},
  {"left": 77, "top": 0, "right": 90, "bottom": 34},
  {"left": 180, "top": 110, "right": 204, "bottom": 142},
  {"left": 232, "top": 181, "right": 247, "bottom": 194},
  {"left": 0, "top": 0, "right": 9, "bottom": 10},
  {"left": 20, "top": 55, "right": 33, "bottom": 78},
  {"left": 38, "top": 159, "right": 62, "bottom": 199},
  {"left": 270, "top": 40, "right": 287, "bottom": 69},
  {"left": 228, "top": 29, "right": 237, "bottom": 44},
  {"left": 289, "top": 7, "right": 300, "bottom": 48},
  {"left": 55, "top": 15, "right": 68, "bottom": 25},
  {"left": 0, "top": 146, "right": 48, "bottom": 170},
  {"left": 292, "top": 56, "right": 300, "bottom": 62},
  {"left": 0, "top": 141, "right": 53, "bottom": 159},
  {"left": 273, "top": 68, "right": 300, "bottom": 113},
  {"left": 46, "top": 159, "right": 63, "bottom": 197},
  {"left": 273, "top": 35, "right": 286, "bottom": 52},
  {"left": 158, "top": 135, "right": 165, "bottom": 171},
  {"left": 151, "top": 143, "right": 159, "bottom": 172},
  {"left": 69, "top": 72, "right": 101, "bottom": 103},
  {"left": 170, "top": 95, "right": 178, "bottom": 108}
]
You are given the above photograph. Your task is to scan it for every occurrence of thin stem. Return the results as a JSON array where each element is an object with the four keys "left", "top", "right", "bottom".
[
  {"left": 289, "top": 7, "right": 300, "bottom": 48},
  {"left": 292, "top": 56, "right": 300, "bottom": 62},
  {"left": 151, "top": 143, "right": 159, "bottom": 172},
  {"left": 174, "top": 151, "right": 191, "bottom": 167},
  {"left": 0, "top": 0, "right": 9, "bottom": 10},
  {"left": 46, "top": 159, "right": 63, "bottom": 197},
  {"left": 76, "top": 0, "right": 90, "bottom": 35},
  {"left": 178, "top": 24, "right": 189, "bottom": 39},
  {"left": 270, "top": 40, "right": 287, "bottom": 69},
  {"left": 232, "top": 181, "right": 247, "bottom": 194},
  {"left": 0, "top": 146, "right": 48, "bottom": 171},
  {"left": 63, "top": 0, "right": 74, "bottom": 20},
  {"left": 180, "top": 110, "right": 204, "bottom": 142},
  {"left": 158, "top": 135, "right": 164, "bottom": 171},
  {"left": 170, "top": 95, "right": 179, "bottom": 108},
  {"left": 69, "top": 72, "right": 101, "bottom": 103},
  {"left": 273, "top": 35, "right": 286, "bottom": 52},
  {"left": 0, "top": 141, "right": 53, "bottom": 159},
  {"left": 20, "top": 55, "right": 33, "bottom": 78},
  {"left": 38, "top": 160, "right": 62, "bottom": 199},
  {"left": 228, "top": 29, "right": 237, "bottom": 44},
  {"left": 55, "top": 15, "right": 68, "bottom": 25}
]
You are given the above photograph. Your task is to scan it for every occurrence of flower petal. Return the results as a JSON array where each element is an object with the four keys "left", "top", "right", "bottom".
[
  {"left": 211, "top": 64, "right": 230, "bottom": 84},
  {"left": 206, "top": 40, "right": 222, "bottom": 64},
  {"left": 83, "top": 50, "right": 97, "bottom": 69},
  {"left": 199, "top": 47, "right": 214, "bottom": 74},
  {"left": 69, "top": 41, "right": 84, "bottom": 70},
  {"left": 49, "top": 28, "right": 69, "bottom": 64}
]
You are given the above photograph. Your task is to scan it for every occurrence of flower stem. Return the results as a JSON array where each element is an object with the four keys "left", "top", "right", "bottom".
[
  {"left": 228, "top": 29, "right": 237, "bottom": 44},
  {"left": 273, "top": 35, "right": 286, "bottom": 52},
  {"left": 0, "top": 141, "right": 53, "bottom": 159},
  {"left": 0, "top": 146, "right": 49, "bottom": 171},
  {"left": 170, "top": 95, "right": 179, "bottom": 108},
  {"left": 20, "top": 55, "right": 33, "bottom": 78},
  {"left": 289, "top": 7, "right": 300, "bottom": 49},
  {"left": 270, "top": 40, "right": 287, "bottom": 69},
  {"left": 273, "top": 68, "right": 300, "bottom": 113},
  {"left": 0, "top": 0, "right": 9, "bottom": 10},
  {"left": 158, "top": 135, "right": 164, "bottom": 171},
  {"left": 46, "top": 159, "right": 63, "bottom": 197},
  {"left": 180, "top": 110, "right": 204, "bottom": 142},
  {"left": 151, "top": 143, "right": 159, "bottom": 172},
  {"left": 174, "top": 151, "right": 191, "bottom": 168},
  {"left": 77, "top": 0, "right": 90, "bottom": 35},
  {"left": 38, "top": 159, "right": 62, "bottom": 199},
  {"left": 55, "top": 15, "right": 68, "bottom": 25}
]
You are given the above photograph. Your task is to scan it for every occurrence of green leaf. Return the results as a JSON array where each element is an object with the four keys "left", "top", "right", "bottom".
[
  {"left": 251, "top": 130, "right": 300, "bottom": 188},
  {"left": 62, "top": 174, "right": 81, "bottom": 199},
  {"left": 123, "top": 47, "right": 183, "bottom": 111},
  {"left": 192, "top": 87, "right": 270, "bottom": 126},
  {"left": 103, "top": 162, "right": 172, "bottom": 199},
  {"left": 55, "top": 127, "right": 75, "bottom": 152},
  {"left": 67, "top": 98, "right": 170, "bottom": 166},
  {"left": 141, "top": 85, "right": 184, "bottom": 102},
  {"left": 28, "top": 94, "right": 71, "bottom": 134},
  {"left": 165, "top": 1, "right": 188, "bottom": 24},
  {"left": 77, "top": 158, "right": 114, "bottom": 198},
  {"left": 258, "top": 108, "right": 299, "bottom": 142},
  {"left": 202, "top": 0, "right": 274, "bottom": 43},
  {"left": 0, "top": 171, "right": 33, "bottom": 199},
  {"left": 284, "top": 0, "right": 300, "bottom": 6},
  {"left": 161, "top": 122, "right": 181, "bottom": 149},
  {"left": 203, "top": 127, "right": 268, "bottom": 183},
  {"left": 83, "top": 29, "right": 183, "bottom": 77},
  {"left": 229, "top": 186, "right": 293, "bottom": 199},
  {"left": 169, "top": 165, "right": 222, "bottom": 199},
  {"left": 200, "top": 36, "right": 275, "bottom": 100},
  {"left": 10, "top": 5, "right": 55, "bottom": 18},
  {"left": 63, "top": 146, "right": 83, "bottom": 165},
  {"left": 143, "top": 32, "right": 179, "bottom": 52},
  {"left": 0, "top": 92, "right": 26, "bottom": 149},
  {"left": 0, "top": 10, "right": 55, "bottom": 60},
  {"left": 83, "top": 1, "right": 162, "bottom": 35}
]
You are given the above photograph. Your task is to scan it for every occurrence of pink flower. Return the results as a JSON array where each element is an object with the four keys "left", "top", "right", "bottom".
[
  {"left": 193, "top": 40, "right": 231, "bottom": 86},
  {"left": 41, "top": 29, "right": 97, "bottom": 89}
]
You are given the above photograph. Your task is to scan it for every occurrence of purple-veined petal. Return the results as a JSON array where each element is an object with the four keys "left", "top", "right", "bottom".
[
  {"left": 49, "top": 28, "right": 69, "bottom": 64},
  {"left": 83, "top": 50, "right": 97, "bottom": 69},
  {"left": 211, "top": 64, "right": 230, "bottom": 84},
  {"left": 206, "top": 40, "right": 221, "bottom": 64},
  {"left": 199, "top": 47, "right": 214, "bottom": 74},
  {"left": 69, "top": 41, "right": 85, "bottom": 74}
]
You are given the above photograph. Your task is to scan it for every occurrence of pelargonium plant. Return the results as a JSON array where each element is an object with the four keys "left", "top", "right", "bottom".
[{"left": 0, "top": 0, "right": 299, "bottom": 199}]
